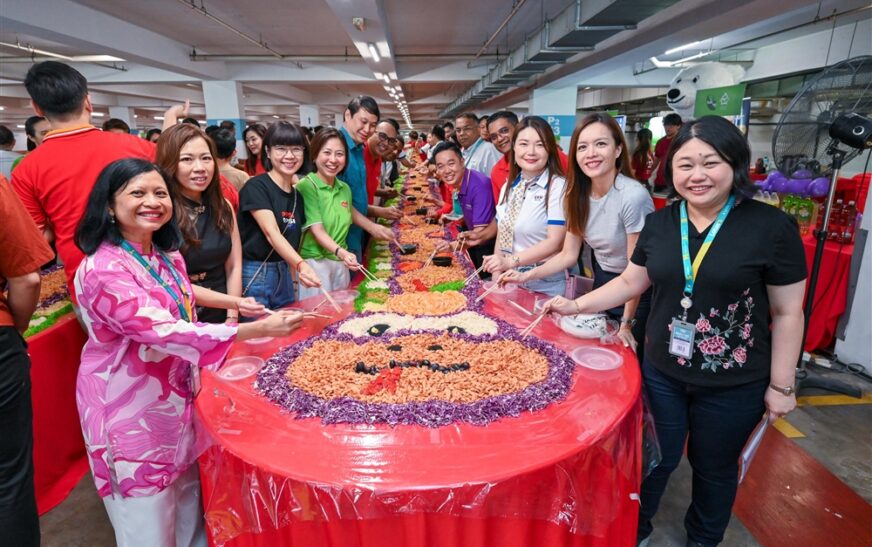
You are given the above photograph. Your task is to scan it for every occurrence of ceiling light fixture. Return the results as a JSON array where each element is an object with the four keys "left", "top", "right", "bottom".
[
  {"left": 368, "top": 43, "right": 380, "bottom": 63},
  {"left": 382, "top": 74, "right": 391, "bottom": 84},
  {"left": 17, "top": 124, "right": 25, "bottom": 129},
  {"left": 91, "top": 112, "right": 105, "bottom": 117},
  {"left": 664, "top": 41, "right": 703, "bottom": 55},
  {"left": 0, "top": 106, "right": 6, "bottom": 111}
]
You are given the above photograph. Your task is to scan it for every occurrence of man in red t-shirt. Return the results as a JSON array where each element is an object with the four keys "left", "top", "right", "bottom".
[
  {"left": 363, "top": 119, "right": 402, "bottom": 219},
  {"left": 0, "top": 176, "right": 55, "bottom": 546},
  {"left": 11, "top": 61, "right": 186, "bottom": 299},
  {"left": 651, "top": 113, "right": 683, "bottom": 192}
]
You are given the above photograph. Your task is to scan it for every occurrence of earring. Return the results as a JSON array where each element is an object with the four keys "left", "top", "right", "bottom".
[{"left": 109, "top": 214, "right": 115, "bottom": 224}]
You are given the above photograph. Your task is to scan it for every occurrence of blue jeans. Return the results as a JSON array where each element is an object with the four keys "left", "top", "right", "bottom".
[
  {"left": 242, "top": 260, "right": 295, "bottom": 311},
  {"left": 638, "top": 359, "right": 767, "bottom": 545},
  {"left": 517, "top": 265, "right": 566, "bottom": 298}
]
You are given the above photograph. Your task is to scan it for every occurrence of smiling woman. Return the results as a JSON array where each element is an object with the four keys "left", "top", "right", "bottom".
[{"left": 157, "top": 124, "right": 242, "bottom": 323}]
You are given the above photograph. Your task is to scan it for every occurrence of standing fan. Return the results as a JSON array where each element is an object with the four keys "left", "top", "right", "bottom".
[{"left": 771, "top": 55, "right": 872, "bottom": 397}]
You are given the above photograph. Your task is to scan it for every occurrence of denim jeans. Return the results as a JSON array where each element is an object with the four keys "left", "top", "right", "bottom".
[
  {"left": 591, "top": 256, "right": 652, "bottom": 363},
  {"left": 516, "top": 265, "right": 566, "bottom": 298},
  {"left": 638, "top": 359, "right": 767, "bottom": 545},
  {"left": 242, "top": 260, "right": 295, "bottom": 311},
  {"left": 0, "top": 327, "right": 40, "bottom": 547}
]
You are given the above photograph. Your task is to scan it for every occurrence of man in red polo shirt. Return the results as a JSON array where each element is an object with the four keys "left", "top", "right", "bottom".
[
  {"left": 651, "top": 112, "right": 683, "bottom": 192},
  {"left": 12, "top": 61, "right": 186, "bottom": 299},
  {"left": 362, "top": 118, "right": 402, "bottom": 219}
]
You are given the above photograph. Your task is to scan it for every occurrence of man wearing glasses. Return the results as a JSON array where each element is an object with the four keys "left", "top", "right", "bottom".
[
  {"left": 364, "top": 118, "right": 403, "bottom": 212},
  {"left": 454, "top": 113, "right": 501, "bottom": 177}
]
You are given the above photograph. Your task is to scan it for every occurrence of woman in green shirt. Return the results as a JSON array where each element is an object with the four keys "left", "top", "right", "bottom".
[{"left": 297, "top": 128, "right": 390, "bottom": 300}]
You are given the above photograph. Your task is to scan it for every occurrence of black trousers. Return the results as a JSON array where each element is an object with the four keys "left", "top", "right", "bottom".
[
  {"left": 0, "top": 327, "right": 40, "bottom": 547},
  {"left": 466, "top": 239, "right": 495, "bottom": 281}
]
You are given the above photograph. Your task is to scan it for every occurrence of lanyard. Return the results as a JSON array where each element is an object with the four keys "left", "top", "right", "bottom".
[
  {"left": 463, "top": 139, "right": 483, "bottom": 168},
  {"left": 679, "top": 195, "right": 735, "bottom": 311},
  {"left": 120, "top": 240, "right": 193, "bottom": 322}
]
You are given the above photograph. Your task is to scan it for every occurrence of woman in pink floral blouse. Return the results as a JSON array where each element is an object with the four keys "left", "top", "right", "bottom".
[
  {"left": 543, "top": 117, "right": 807, "bottom": 547},
  {"left": 73, "top": 158, "right": 303, "bottom": 547}
]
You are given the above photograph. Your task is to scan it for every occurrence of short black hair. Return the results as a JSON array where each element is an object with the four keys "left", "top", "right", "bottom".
[
  {"left": 210, "top": 128, "right": 237, "bottom": 159},
  {"left": 665, "top": 115, "right": 755, "bottom": 199},
  {"left": 378, "top": 118, "right": 400, "bottom": 133},
  {"left": 487, "top": 110, "right": 519, "bottom": 127},
  {"left": 75, "top": 158, "right": 183, "bottom": 255},
  {"left": 442, "top": 121, "right": 454, "bottom": 130},
  {"left": 219, "top": 120, "right": 236, "bottom": 131},
  {"left": 24, "top": 116, "right": 46, "bottom": 151},
  {"left": 145, "top": 128, "right": 162, "bottom": 140},
  {"left": 181, "top": 117, "right": 200, "bottom": 126},
  {"left": 409, "top": 130, "right": 419, "bottom": 140},
  {"left": 0, "top": 125, "right": 14, "bottom": 147},
  {"left": 455, "top": 112, "right": 478, "bottom": 124},
  {"left": 663, "top": 113, "right": 683, "bottom": 127},
  {"left": 431, "top": 140, "right": 462, "bottom": 161},
  {"left": 430, "top": 124, "right": 445, "bottom": 140},
  {"left": 478, "top": 115, "right": 489, "bottom": 124},
  {"left": 346, "top": 95, "right": 380, "bottom": 120},
  {"left": 102, "top": 118, "right": 130, "bottom": 133},
  {"left": 261, "top": 121, "right": 309, "bottom": 171},
  {"left": 24, "top": 61, "right": 89, "bottom": 119},
  {"left": 204, "top": 125, "right": 220, "bottom": 136}
]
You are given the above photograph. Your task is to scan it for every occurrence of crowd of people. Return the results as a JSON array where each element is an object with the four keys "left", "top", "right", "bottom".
[{"left": 0, "top": 60, "right": 807, "bottom": 547}]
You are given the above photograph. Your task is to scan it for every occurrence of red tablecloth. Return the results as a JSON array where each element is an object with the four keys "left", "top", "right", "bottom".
[
  {"left": 27, "top": 314, "right": 89, "bottom": 514},
  {"left": 802, "top": 235, "right": 854, "bottom": 351},
  {"left": 195, "top": 288, "right": 643, "bottom": 547}
]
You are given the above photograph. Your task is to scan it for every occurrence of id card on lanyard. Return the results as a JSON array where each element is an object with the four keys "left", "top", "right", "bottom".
[{"left": 668, "top": 195, "right": 735, "bottom": 359}]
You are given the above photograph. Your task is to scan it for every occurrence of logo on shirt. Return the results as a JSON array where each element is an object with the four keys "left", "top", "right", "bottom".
[
  {"left": 341, "top": 201, "right": 349, "bottom": 209},
  {"left": 281, "top": 211, "right": 296, "bottom": 226},
  {"left": 533, "top": 194, "right": 545, "bottom": 202}
]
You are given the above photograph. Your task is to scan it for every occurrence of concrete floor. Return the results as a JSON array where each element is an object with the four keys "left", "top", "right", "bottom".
[{"left": 39, "top": 368, "right": 871, "bottom": 547}]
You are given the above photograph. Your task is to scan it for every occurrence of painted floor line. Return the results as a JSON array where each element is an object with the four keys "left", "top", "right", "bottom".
[
  {"left": 772, "top": 417, "right": 805, "bottom": 438},
  {"left": 797, "top": 393, "right": 872, "bottom": 407}
]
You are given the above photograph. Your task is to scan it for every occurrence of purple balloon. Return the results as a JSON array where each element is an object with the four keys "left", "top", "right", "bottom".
[
  {"left": 808, "top": 177, "right": 830, "bottom": 198},
  {"left": 792, "top": 169, "right": 814, "bottom": 180},
  {"left": 765, "top": 171, "right": 785, "bottom": 184},
  {"left": 786, "top": 178, "right": 810, "bottom": 195},
  {"left": 771, "top": 177, "right": 790, "bottom": 193}
]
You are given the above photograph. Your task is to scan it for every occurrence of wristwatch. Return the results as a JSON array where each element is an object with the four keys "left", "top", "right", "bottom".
[
  {"left": 769, "top": 383, "right": 795, "bottom": 396},
  {"left": 620, "top": 317, "right": 637, "bottom": 328}
]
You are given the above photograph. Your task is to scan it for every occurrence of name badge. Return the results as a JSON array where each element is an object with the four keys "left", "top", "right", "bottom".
[{"left": 669, "top": 319, "right": 696, "bottom": 359}]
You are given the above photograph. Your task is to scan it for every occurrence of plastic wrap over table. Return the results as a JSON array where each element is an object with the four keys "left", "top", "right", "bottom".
[{"left": 195, "top": 287, "right": 643, "bottom": 547}]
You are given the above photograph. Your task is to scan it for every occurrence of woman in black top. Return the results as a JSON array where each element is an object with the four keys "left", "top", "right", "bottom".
[
  {"left": 158, "top": 124, "right": 247, "bottom": 323},
  {"left": 238, "top": 122, "right": 321, "bottom": 309},
  {"left": 543, "top": 116, "right": 807, "bottom": 546}
]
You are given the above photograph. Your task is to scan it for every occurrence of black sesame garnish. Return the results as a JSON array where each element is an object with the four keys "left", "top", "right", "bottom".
[
  {"left": 446, "top": 326, "right": 466, "bottom": 334},
  {"left": 387, "top": 344, "right": 402, "bottom": 352},
  {"left": 367, "top": 323, "right": 391, "bottom": 336},
  {"left": 427, "top": 344, "right": 443, "bottom": 351}
]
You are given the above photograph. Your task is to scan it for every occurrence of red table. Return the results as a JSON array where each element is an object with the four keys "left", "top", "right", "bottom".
[
  {"left": 802, "top": 235, "right": 854, "bottom": 351},
  {"left": 195, "top": 288, "right": 643, "bottom": 547},
  {"left": 27, "top": 314, "right": 89, "bottom": 514}
]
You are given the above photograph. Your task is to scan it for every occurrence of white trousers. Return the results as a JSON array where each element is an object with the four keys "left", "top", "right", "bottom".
[
  {"left": 297, "top": 258, "right": 350, "bottom": 301},
  {"left": 101, "top": 464, "right": 207, "bottom": 547}
]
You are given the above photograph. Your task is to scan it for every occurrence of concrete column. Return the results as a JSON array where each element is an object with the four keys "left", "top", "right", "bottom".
[
  {"left": 108, "top": 106, "right": 137, "bottom": 132},
  {"left": 202, "top": 81, "right": 246, "bottom": 158},
  {"left": 334, "top": 113, "right": 344, "bottom": 129},
  {"left": 299, "top": 105, "right": 320, "bottom": 127},
  {"left": 529, "top": 86, "right": 578, "bottom": 151}
]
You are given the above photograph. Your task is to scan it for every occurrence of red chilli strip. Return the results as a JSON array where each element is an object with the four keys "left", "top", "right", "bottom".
[{"left": 412, "top": 279, "right": 429, "bottom": 292}]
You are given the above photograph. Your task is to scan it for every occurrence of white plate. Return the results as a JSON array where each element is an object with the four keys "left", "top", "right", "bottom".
[
  {"left": 558, "top": 315, "right": 609, "bottom": 339},
  {"left": 571, "top": 346, "right": 623, "bottom": 371},
  {"left": 218, "top": 356, "right": 265, "bottom": 380}
]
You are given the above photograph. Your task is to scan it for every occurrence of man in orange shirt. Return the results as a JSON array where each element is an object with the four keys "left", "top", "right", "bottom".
[
  {"left": 12, "top": 61, "right": 186, "bottom": 300},
  {"left": 0, "top": 177, "right": 55, "bottom": 547}
]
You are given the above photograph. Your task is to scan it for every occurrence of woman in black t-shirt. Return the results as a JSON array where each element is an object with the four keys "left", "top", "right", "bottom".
[
  {"left": 238, "top": 122, "right": 321, "bottom": 310},
  {"left": 158, "top": 124, "right": 252, "bottom": 323},
  {"left": 543, "top": 116, "right": 807, "bottom": 546}
]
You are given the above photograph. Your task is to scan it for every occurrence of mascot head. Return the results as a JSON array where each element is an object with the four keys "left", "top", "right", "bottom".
[{"left": 666, "top": 62, "right": 745, "bottom": 120}]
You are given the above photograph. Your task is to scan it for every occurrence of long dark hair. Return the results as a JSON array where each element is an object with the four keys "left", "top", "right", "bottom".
[
  {"left": 243, "top": 123, "right": 267, "bottom": 174},
  {"left": 665, "top": 115, "right": 756, "bottom": 199},
  {"left": 504, "top": 116, "right": 565, "bottom": 207},
  {"left": 75, "top": 159, "right": 183, "bottom": 255},
  {"left": 155, "top": 124, "right": 232, "bottom": 250},
  {"left": 631, "top": 128, "right": 653, "bottom": 168},
  {"left": 564, "top": 113, "right": 632, "bottom": 236}
]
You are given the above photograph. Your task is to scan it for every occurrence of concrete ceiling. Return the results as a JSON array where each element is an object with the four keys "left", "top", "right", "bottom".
[{"left": 0, "top": 0, "right": 869, "bottom": 131}]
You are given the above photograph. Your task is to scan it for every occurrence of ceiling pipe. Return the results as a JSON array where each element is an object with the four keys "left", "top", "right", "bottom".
[
  {"left": 175, "top": 0, "right": 283, "bottom": 59},
  {"left": 189, "top": 53, "right": 505, "bottom": 62},
  {"left": 472, "top": 0, "right": 528, "bottom": 61}
]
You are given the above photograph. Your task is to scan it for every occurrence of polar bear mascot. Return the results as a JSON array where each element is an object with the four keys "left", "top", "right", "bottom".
[{"left": 666, "top": 62, "right": 745, "bottom": 120}]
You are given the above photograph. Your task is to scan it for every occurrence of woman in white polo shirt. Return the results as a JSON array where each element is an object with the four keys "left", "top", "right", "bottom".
[{"left": 482, "top": 116, "right": 568, "bottom": 297}]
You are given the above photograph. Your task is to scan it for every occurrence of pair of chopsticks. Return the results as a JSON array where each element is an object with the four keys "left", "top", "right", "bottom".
[
  {"left": 508, "top": 300, "right": 534, "bottom": 316},
  {"left": 474, "top": 280, "right": 504, "bottom": 303},
  {"left": 319, "top": 286, "right": 342, "bottom": 312},
  {"left": 357, "top": 264, "right": 379, "bottom": 283},
  {"left": 423, "top": 247, "right": 438, "bottom": 268},
  {"left": 261, "top": 308, "right": 331, "bottom": 319},
  {"left": 519, "top": 310, "right": 549, "bottom": 339},
  {"left": 464, "top": 264, "right": 485, "bottom": 283}
]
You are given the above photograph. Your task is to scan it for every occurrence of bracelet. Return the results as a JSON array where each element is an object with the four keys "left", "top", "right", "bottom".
[
  {"left": 511, "top": 255, "right": 521, "bottom": 267},
  {"left": 334, "top": 246, "right": 342, "bottom": 257},
  {"left": 574, "top": 299, "right": 582, "bottom": 314}
]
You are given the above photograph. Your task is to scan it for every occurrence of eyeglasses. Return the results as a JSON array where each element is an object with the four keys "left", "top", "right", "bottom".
[
  {"left": 489, "top": 127, "right": 512, "bottom": 141},
  {"left": 377, "top": 132, "right": 399, "bottom": 146},
  {"left": 271, "top": 146, "right": 305, "bottom": 157}
]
